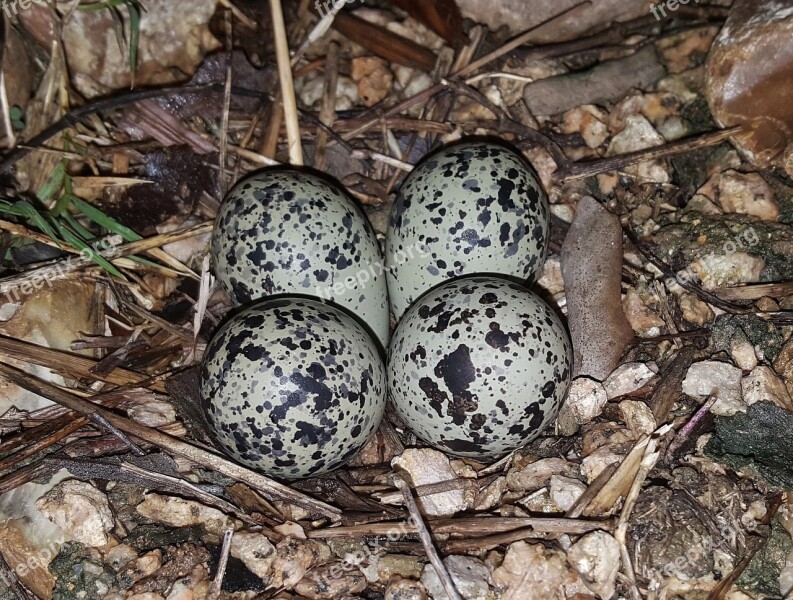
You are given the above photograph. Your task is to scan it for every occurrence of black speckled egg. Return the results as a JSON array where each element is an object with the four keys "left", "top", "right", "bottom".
[
  {"left": 386, "top": 141, "right": 549, "bottom": 320},
  {"left": 387, "top": 276, "right": 571, "bottom": 459},
  {"left": 212, "top": 169, "right": 389, "bottom": 348},
  {"left": 200, "top": 297, "right": 387, "bottom": 480}
]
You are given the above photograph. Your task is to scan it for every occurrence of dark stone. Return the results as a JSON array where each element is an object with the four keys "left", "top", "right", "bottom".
[{"left": 706, "top": 402, "right": 793, "bottom": 489}]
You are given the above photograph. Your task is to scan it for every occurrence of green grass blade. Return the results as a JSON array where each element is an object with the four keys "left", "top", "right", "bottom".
[
  {"left": 0, "top": 201, "right": 65, "bottom": 246},
  {"left": 37, "top": 162, "right": 66, "bottom": 204},
  {"left": 127, "top": 2, "right": 141, "bottom": 84},
  {"left": 70, "top": 196, "right": 142, "bottom": 242},
  {"left": 62, "top": 209, "right": 95, "bottom": 241},
  {"left": 53, "top": 220, "right": 125, "bottom": 278}
]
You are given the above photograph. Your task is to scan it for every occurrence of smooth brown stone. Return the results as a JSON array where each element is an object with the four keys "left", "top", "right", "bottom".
[{"left": 706, "top": 0, "right": 793, "bottom": 168}]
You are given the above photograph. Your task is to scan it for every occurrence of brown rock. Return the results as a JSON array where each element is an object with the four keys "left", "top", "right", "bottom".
[
  {"left": 385, "top": 578, "right": 427, "bottom": 600},
  {"left": 679, "top": 292, "right": 715, "bottom": 325},
  {"left": 560, "top": 197, "right": 635, "bottom": 381},
  {"left": 0, "top": 520, "right": 57, "bottom": 599},
  {"left": 2, "top": 26, "right": 34, "bottom": 113},
  {"left": 352, "top": 57, "right": 394, "bottom": 108},
  {"left": 656, "top": 26, "right": 721, "bottom": 74},
  {"left": 774, "top": 338, "right": 793, "bottom": 397},
  {"left": 706, "top": 0, "right": 793, "bottom": 168},
  {"left": 623, "top": 288, "right": 665, "bottom": 337},
  {"left": 19, "top": 0, "right": 221, "bottom": 98}
]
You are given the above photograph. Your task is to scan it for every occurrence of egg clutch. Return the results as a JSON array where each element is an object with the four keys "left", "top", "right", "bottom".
[{"left": 201, "top": 141, "right": 572, "bottom": 480}]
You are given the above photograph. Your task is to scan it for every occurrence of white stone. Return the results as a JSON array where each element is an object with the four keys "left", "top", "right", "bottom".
[
  {"left": 104, "top": 544, "right": 138, "bottom": 571},
  {"left": 581, "top": 446, "right": 624, "bottom": 483},
  {"left": 717, "top": 170, "right": 779, "bottom": 221},
  {"left": 136, "top": 493, "right": 240, "bottom": 536},
  {"left": 274, "top": 521, "right": 306, "bottom": 539},
  {"left": 690, "top": 252, "right": 765, "bottom": 291},
  {"left": 391, "top": 449, "right": 470, "bottom": 517},
  {"left": 536, "top": 255, "right": 565, "bottom": 297},
  {"left": 608, "top": 114, "right": 665, "bottom": 153},
  {"left": 124, "top": 551, "right": 162, "bottom": 584},
  {"left": 550, "top": 203, "right": 576, "bottom": 223},
  {"left": 657, "top": 116, "right": 689, "bottom": 141},
  {"left": 548, "top": 475, "right": 586, "bottom": 512},
  {"left": 567, "top": 531, "right": 621, "bottom": 599},
  {"left": 0, "top": 303, "right": 19, "bottom": 321},
  {"left": 619, "top": 400, "right": 657, "bottom": 436},
  {"left": 492, "top": 541, "right": 574, "bottom": 599},
  {"left": 683, "top": 360, "right": 745, "bottom": 416},
  {"left": 165, "top": 580, "right": 195, "bottom": 600},
  {"left": 270, "top": 538, "right": 319, "bottom": 589},
  {"left": 231, "top": 532, "right": 276, "bottom": 581},
  {"left": 519, "top": 488, "right": 558, "bottom": 514},
  {"left": 421, "top": 555, "right": 491, "bottom": 600},
  {"left": 782, "top": 549, "right": 793, "bottom": 598},
  {"left": 474, "top": 476, "right": 506, "bottom": 511},
  {"left": 556, "top": 377, "right": 609, "bottom": 435},
  {"left": 607, "top": 115, "right": 669, "bottom": 183},
  {"left": 742, "top": 366, "right": 793, "bottom": 411},
  {"left": 35, "top": 480, "right": 114, "bottom": 547},
  {"left": 685, "top": 194, "right": 723, "bottom": 216},
  {"left": 603, "top": 362, "right": 657, "bottom": 398},
  {"left": 730, "top": 338, "right": 758, "bottom": 371},
  {"left": 127, "top": 400, "right": 176, "bottom": 428},
  {"left": 455, "top": 0, "right": 648, "bottom": 38}
]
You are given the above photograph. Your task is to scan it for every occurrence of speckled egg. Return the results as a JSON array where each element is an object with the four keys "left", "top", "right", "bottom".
[
  {"left": 200, "top": 297, "right": 387, "bottom": 480},
  {"left": 212, "top": 169, "right": 389, "bottom": 348},
  {"left": 387, "top": 276, "right": 572, "bottom": 459},
  {"left": 386, "top": 141, "right": 549, "bottom": 320}
]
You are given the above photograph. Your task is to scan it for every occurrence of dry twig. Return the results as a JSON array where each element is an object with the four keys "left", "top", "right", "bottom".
[
  {"left": 0, "top": 360, "right": 340, "bottom": 518},
  {"left": 208, "top": 528, "right": 235, "bottom": 600},
  {"left": 394, "top": 472, "right": 462, "bottom": 600},
  {"left": 269, "top": 0, "right": 303, "bottom": 164}
]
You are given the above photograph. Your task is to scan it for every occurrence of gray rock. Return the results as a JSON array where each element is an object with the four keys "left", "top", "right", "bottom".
[
  {"left": 456, "top": 0, "right": 648, "bottom": 40},
  {"left": 524, "top": 46, "right": 666, "bottom": 116},
  {"left": 421, "top": 555, "right": 492, "bottom": 600}
]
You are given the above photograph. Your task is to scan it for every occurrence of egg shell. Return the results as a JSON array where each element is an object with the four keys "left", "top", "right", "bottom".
[
  {"left": 200, "top": 297, "right": 387, "bottom": 480},
  {"left": 386, "top": 141, "right": 550, "bottom": 320},
  {"left": 212, "top": 169, "right": 390, "bottom": 348},
  {"left": 387, "top": 276, "right": 572, "bottom": 459}
]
